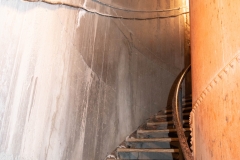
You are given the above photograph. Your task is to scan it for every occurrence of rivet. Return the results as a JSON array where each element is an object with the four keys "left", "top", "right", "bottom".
[
  {"left": 218, "top": 72, "right": 224, "bottom": 79},
  {"left": 207, "top": 86, "right": 211, "bottom": 92},
  {"left": 201, "top": 95, "right": 205, "bottom": 100},
  {"left": 214, "top": 77, "right": 219, "bottom": 84},
  {"left": 210, "top": 81, "right": 215, "bottom": 88},
  {"left": 203, "top": 91, "right": 206, "bottom": 95},
  {"left": 224, "top": 66, "right": 230, "bottom": 74},
  {"left": 205, "top": 87, "right": 210, "bottom": 93},
  {"left": 230, "top": 60, "right": 236, "bottom": 68},
  {"left": 192, "top": 106, "right": 196, "bottom": 110},
  {"left": 196, "top": 100, "right": 200, "bottom": 105}
]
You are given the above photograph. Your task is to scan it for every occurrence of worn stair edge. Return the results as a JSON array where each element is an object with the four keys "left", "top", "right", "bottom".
[
  {"left": 117, "top": 148, "right": 179, "bottom": 153},
  {"left": 147, "top": 120, "right": 189, "bottom": 126},
  {"left": 155, "top": 112, "right": 189, "bottom": 118},
  {"left": 137, "top": 128, "right": 190, "bottom": 134},
  {"left": 126, "top": 137, "right": 179, "bottom": 142}
]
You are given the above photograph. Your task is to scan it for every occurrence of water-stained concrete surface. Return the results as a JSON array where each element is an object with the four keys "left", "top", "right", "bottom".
[{"left": 0, "top": 0, "right": 188, "bottom": 159}]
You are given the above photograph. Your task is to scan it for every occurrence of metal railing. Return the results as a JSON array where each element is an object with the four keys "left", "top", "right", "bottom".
[{"left": 172, "top": 65, "right": 193, "bottom": 160}]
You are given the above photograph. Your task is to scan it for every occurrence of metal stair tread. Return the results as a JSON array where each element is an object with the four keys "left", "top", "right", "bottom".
[
  {"left": 137, "top": 128, "right": 190, "bottom": 134},
  {"left": 117, "top": 148, "right": 179, "bottom": 153},
  {"left": 164, "top": 107, "right": 192, "bottom": 113},
  {"left": 147, "top": 120, "right": 189, "bottom": 126},
  {"left": 182, "top": 97, "right": 192, "bottom": 101},
  {"left": 155, "top": 112, "right": 189, "bottom": 118},
  {"left": 182, "top": 102, "right": 192, "bottom": 106},
  {"left": 126, "top": 137, "right": 179, "bottom": 142}
]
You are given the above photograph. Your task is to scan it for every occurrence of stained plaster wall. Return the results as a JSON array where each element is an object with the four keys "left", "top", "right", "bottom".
[{"left": 0, "top": 0, "right": 187, "bottom": 159}]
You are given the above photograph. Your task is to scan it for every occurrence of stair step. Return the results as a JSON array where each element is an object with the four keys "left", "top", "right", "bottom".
[
  {"left": 155, "top": 112, "right": 189, "bottom": 118},
  {"left": 182, "top": 102, "right": 192, "bottom": 106},
  {"left": 182, "top": 99, "right": 192, "bottom": 102},
  {"left": 137, "top": 128, "right": 190, "bottom": 134},
  {"left": 117, "top": 148, "right": 179, "bottom": 153},
  {"left": 147, "top": 120, "right": 189, "bottom": 126},
  {"left": 182, "top": 107, "right": 192, "bottom": 111},
  {"left": 164, "top": 107, "right": 192, "bottom": 113},
  {"left": 182, "top": 97, "right": 192, "bottom": 102},
  {"left": 126, "top": 137, "right": 179, "bottom": 142}
]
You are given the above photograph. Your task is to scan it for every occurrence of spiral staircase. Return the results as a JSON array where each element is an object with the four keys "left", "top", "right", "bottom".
[{"left": 106, "top": 66, "right": 192, "bottom": 160}]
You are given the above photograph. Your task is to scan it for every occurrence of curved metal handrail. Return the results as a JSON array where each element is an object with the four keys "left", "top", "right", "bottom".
[{"left": 172, "top": 64, "right": 193, "bottom": 160}]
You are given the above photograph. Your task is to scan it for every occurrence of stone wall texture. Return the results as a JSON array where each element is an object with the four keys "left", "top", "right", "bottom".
[{"left": 0, "top": 0, "right": 188, "bottom": 159}]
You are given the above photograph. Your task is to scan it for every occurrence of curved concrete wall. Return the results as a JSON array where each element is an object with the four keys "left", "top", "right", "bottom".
[
  {"left": 190, "top": 0, "right": 240, "bottom": 159},
  {"left": 0, "top": 0, "right": 187, "bottom": 159}
]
